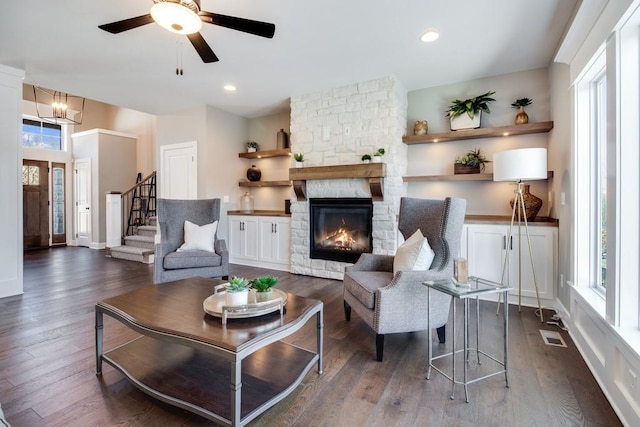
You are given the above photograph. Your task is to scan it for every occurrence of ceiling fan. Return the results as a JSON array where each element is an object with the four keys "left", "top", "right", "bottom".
[{"left": 98, "top": 0, "right": 275, "bottom": 63}]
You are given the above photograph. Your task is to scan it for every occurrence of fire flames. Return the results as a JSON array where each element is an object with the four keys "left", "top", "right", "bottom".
[{"left": 319, "top": 220, "right": 358, "bottom": 251}]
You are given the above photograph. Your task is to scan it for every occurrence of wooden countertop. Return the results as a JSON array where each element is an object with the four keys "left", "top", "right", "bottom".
[
  {"left": 465, "top": 215, "right": 558, "bottom": 226},
  {"left": 227, "top": 210, "right": 291, "bottom": 217}
]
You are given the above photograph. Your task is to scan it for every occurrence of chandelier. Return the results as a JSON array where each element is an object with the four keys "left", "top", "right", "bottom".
[{"left": 33, "top": 86, "right": 85, "bottom": 125}]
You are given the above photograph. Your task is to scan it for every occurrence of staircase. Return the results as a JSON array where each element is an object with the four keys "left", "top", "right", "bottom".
[
  {"left": 109, "top": 171, "right": 157, "bottom": 264},
  {"left": 110, "top": 217, "right": 156, "bottom": 264}
]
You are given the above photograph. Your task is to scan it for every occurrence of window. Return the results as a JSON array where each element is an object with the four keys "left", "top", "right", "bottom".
[
  {"left": 593, "top": 71, "right": 607, "bottom": 293},
  {"left": 22, "top": 118, "right": 62, "bottom": 151}
]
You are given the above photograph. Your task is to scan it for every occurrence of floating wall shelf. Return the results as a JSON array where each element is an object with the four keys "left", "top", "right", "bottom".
[
  {"left": 403, "top": 171, "right": 554, "bottom": 183},
  {"left": 238, "top": 181, "right": 292, "bottom": 188},
  {"left": 402, "top": 121, "right": 554, "bottom": 145},
  {"left": 238, "top": 148, "right": 291, "bottom": 159}
]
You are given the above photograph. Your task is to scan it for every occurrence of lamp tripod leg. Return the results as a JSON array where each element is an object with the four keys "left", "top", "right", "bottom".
[
  {"left": 497, "top": 186, "right": 519, "bottom": 316},
  {"left": 519, "top": 189, "right": 544, "bottom": 323}
]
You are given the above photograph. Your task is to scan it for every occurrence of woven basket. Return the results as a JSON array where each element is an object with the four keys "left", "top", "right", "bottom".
[{"left": 454, "top": 164, "right": 481, "bottom": 174}]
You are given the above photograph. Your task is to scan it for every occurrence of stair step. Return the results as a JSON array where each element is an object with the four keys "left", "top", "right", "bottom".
[
  {"left": 110, "top": 246, "right": 154, "bottom": 264},
  {"left": 124, "top": 235, "right": 155, "bottom": 250},
  {"left": 136, "top": 225, "right": 157, "bottom": 237},
  {"left": 148, "top": 216, "right": 157, "bottom": 226}
]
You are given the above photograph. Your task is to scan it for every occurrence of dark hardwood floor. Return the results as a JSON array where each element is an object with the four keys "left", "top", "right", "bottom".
[{"left": 0, "top": 247, "right": 621, "bottom": 426}]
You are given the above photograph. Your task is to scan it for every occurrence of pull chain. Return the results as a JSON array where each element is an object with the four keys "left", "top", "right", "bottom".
[{"left": 176, "top": 41, "right": 184, "bottom": 76}]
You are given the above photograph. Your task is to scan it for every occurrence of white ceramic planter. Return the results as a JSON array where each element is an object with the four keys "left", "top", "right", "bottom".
[
  {"left": 255, "top": 290, "right": 273, "bottom": 303},
  {"left": 295, "top": 161, "right": 303, "bottom": 168},
  {"left": 450, "top": 112, "right": 481, "bottom": 130},
  {"left": 225, "top": 290, "right": 249, "bottom": 306},
  {"left": 372, "top": 156, "right": 382, "bottom": 163},
  {"left": 247, "top": 147, "right": 257, "bottom": 153}
]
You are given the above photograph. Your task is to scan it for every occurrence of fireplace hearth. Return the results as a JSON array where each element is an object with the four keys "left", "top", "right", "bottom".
[{"left": 309, "top": 198, "right": 373, "bottom": 263}]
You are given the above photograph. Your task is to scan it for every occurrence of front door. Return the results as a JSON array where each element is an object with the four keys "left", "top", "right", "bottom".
[
  {"left": 74, "top": 158, "right": 91, "bottom": 247},
  {"left": 22, "top": 160, "right": 49, "bottom": 250}
]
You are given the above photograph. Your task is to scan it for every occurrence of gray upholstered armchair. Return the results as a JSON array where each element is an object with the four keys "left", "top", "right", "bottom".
[
  {"left": 343, "top": 197, "right": 467, "bottom": 361},
  {"left": 154, "top": 198, "right": 229, "bottom": 284}
]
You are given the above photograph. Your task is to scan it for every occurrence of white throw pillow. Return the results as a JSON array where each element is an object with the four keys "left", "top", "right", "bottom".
[
  {"left": 177, "top": 220, "right": 218, "bottom": 252},
  {"left": 393, "top": 229, "right": 435, "bottom": 273}
]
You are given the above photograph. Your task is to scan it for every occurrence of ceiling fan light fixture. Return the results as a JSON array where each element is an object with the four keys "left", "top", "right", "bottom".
[
  {"left": 151, "top": 1, "right": 202, "bottom": 35},
  {"left": 420, "top": 29, "right": 440, "bottom": 43}
]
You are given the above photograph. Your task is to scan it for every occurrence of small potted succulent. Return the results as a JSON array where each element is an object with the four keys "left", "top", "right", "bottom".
[
  {"left": 293, "top": 152, "right": 305, "bottom": 168},
  {"left": 250, "top": 275, "right": 278, "bottom": 302},
  {"left": 361, "top": 153, "right": 372, "bottom": 163},
  {"left": 454, "top": 148, "right": 491, "bottom": 174},
  {"left": 372, "top": 148, "right": 385, "bottom": 163},
  {"left": 511, "top": 97, "right": 532, "bottom": 125},
  {"left": 246, "top": 141, "right": 259, "bottom": 153},
  {"left": 446, "top": 91, "right": 496, "bottom": 130},
  {"left": 225, "top": 277, "right": 250, "bottom": 306}
]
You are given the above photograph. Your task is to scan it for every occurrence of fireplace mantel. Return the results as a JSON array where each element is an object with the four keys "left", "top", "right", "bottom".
[{"left": 289, "top": 163, "right": 386, "bottom": 201}]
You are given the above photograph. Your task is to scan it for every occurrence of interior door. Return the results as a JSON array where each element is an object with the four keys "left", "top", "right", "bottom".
[
  {"left": 74, "top": 158, "right": 91, "bottom": 247},
  {"left": 22, "top": 160, "right": 49, "bottom": 249},
  {"left": 160, "top": 141, "right": 197, "bottom": 199}
]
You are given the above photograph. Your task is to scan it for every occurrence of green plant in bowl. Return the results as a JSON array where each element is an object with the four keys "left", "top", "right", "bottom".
[
  {"left": 361, "top": 154, "right": 372, "bottom": 161},
  {"left": 446, "top": 91, "right": 496, "bottom": 119},
  {"left": 251, "top": 276, "right": 278, "bottom": 293},
  {"left": 374, "top": 148, "right": 385, "bottom": 157},
  {"left": 293, "top": 152, "right": 304, "bottom": 162}
]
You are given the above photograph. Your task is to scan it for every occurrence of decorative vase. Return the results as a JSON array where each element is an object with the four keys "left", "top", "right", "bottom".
[
  {"left": 240, "top": 192, "right": 254, "bottom": 213},
  {"left": 246, "top": 165, "right": 261, "bottom": 181},
  {"left": 247, "top": 147, "right": 256, "bottom": 153},
  {"left": 454, "top": 164, "right": 481, "bottom": 174},
  {"left": 510, "top": 184, "right": 543, "bottom": 220},
  {"left": 515, "top": 107, "right": 529, "bottom": 125},
  {"left": 225, "top": 290, "right": 249, "bottom": 307},
  {"left": 277, "top": 129, "right": 289, "bottom": 149},
  {"left": 450, "top": 112, "right": 481, "bottom": 130},
  {"left": 372, "top": 156, "right": 382, "bottom": 163},
  {"left": 255, "top": 290, "right": 273, "bottom": 303},
  {"left": 413, "top": 120, "right": 428, "bottom": 135}
]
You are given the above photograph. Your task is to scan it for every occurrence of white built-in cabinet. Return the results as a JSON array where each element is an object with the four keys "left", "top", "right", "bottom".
[
  {"left": 461, "top": 223, "right": 557, "bottom": 305},
  {"left": 229, "top": 214, "right": 290, "bottom": 271}
]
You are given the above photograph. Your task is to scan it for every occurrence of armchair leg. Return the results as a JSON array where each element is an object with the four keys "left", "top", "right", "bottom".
[
  {"left": 376, "top": 334, "right": 384, "bottom": 362},
  {"left": 436, "top": 325, "right": 446, "bottom": 343},
  {"left": 343, "top": 301, "right": 351, "bottom": 321}
]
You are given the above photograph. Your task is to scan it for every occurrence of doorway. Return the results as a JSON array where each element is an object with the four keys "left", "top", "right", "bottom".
[
  {"left": 22, "top": 160, "right": 49, "bottom": 249},
  {"left": 160, "top": 141, "right": 197, "bottom": 199},
  {"left": 74, "top": 158, "right": 91, "bottom": 247}
]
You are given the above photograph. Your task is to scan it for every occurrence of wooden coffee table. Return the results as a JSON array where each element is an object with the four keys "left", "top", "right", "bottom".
[{"left": 95, "top": 277, "right": 323, "bottom": 426}]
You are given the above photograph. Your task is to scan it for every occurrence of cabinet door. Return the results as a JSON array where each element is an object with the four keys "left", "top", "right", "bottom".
[
  {"left": 466, "top": 225, "right": 509, "bottom": 284},
  {"left": 511, "top": 227, "right": 556, "bottom": 301},
  {"left": 229, "top": 216, "right": 259, "bottom": 261},
  {"left": 258, "top": 217, "right": 290, "bottom": 265},
  {"left": 273, "top": 217, "right": 291, "bottom": 264}
]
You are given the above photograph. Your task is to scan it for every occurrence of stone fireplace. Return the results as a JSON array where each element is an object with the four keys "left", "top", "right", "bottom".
[{"left": 288, "top": 76, "right": 408, "bottom": 279}]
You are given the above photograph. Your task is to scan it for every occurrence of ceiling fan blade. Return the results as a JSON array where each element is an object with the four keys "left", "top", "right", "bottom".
[
  {"left": 187, "top": 33, "right": 219, "bottom": 63},
  {"left": 98, "top": 14, "right": 155, "bottom": 34},
  {"left": 199, "top": 12, "right": 275, "bottom": 38}
]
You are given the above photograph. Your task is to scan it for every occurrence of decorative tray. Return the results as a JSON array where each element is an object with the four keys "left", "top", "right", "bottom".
[{"left": 203, "top": 285, "right": 288, "bottom": 324}]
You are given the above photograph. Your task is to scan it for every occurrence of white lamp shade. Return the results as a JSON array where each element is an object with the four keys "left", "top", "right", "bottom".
[
  {"left": 493, "top": 148, "right": 548, "bottom": 182},
  {"left": 150, "top": 2, "right": 203, "bottom": 35}
]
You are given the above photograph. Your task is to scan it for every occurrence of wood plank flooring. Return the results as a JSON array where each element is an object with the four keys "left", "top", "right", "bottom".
[{"left": 0, "top": 247, "right": 621, "bottom": 426}]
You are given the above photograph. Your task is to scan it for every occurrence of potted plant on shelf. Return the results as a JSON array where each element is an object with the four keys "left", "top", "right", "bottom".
[
  {"left": 361, "top": 154, "right": 372, "bottom": 163},
  {"left": 246, "top": 141, "right": 259, "bottom": 153},
  {"left": 446, "top": 91, "right": 496, "bottom": 131},
  {"left": 454, "top": 148, "right": 491, "bottom": 174},
  {"left": 293, "top": 152, "right": 305, "bottom": 168},
  {"left": 372, "top": 148, "right": 385, "bottom": 163},
  {"left": 250, "top": 276, "right": 278, "bottom": 302},
  {"left": 511, "top": 97, "right": 532, "bottom": 125},
  {"left": 225, "top": 277, "right": 250, "bottom": 306}
]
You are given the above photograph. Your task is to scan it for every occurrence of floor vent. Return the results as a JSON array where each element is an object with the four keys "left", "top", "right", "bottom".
[{"left": 540, "top": 329, "right": 567, "bottom": 347}]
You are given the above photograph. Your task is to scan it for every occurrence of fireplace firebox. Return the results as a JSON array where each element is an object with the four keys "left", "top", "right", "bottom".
[{"left": 309, "top": 198, "right": 373, "bottom": 263}]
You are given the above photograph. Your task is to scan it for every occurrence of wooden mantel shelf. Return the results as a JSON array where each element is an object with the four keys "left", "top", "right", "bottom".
[{"left": 288, "top": 163, "right": 386, "bottom": 201}]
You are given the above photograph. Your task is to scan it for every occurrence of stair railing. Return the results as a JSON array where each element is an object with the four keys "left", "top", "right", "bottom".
[{"left": 121, "top": 171, "right": 157, "bottom": 242}]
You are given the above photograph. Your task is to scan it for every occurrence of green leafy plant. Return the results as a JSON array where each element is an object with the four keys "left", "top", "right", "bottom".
[
  {"left": 293, "top": 152, "right": 304, "bottom": 162},
  {"left": 246, "top": 141, "right": 259, "bottom": 149},
  {"left": 250, "top": 276, "right": 278, "bottom": 292},
  {"left": 511, "top": 97, "right": 533, "bottom": 108},
  {"left": 455, "top": 148, "right": 491, "bottom": 172},
  {"left": 446, "top": 91, "right": 496, "bottom": 119},
  {"left": 225, "top": 277, "right": 249, "bottom": 293},
  {"left": 373, "top": 148, "right": 385, "bottom": 157},
  {"left": 361, "top": 154, "right": 372, "bottom": 161}
]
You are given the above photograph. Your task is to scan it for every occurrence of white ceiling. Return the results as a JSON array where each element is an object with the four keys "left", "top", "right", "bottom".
[{"left": 0, "top": 0, "right": 577, "bottom": 118}]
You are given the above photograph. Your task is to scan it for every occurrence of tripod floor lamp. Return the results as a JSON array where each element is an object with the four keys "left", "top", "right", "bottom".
[{"left": 493, "top": 147, "right": 547, "bottom": 322}]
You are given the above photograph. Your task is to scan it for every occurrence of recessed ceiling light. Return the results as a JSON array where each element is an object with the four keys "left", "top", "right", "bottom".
[
  {"left": 224, "top": 84, "right": 237, "bottom": 92},
  {"left": 421, "top": 30, "right": 440, "bottom": 43}
]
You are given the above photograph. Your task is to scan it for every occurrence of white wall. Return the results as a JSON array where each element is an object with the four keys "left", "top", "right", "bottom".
[
  {"left": 406, "top": 68, "right": 551, "bottom": 216},
  {"left": 0, "top": 65, "right": 24, "bottom": 298}
]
